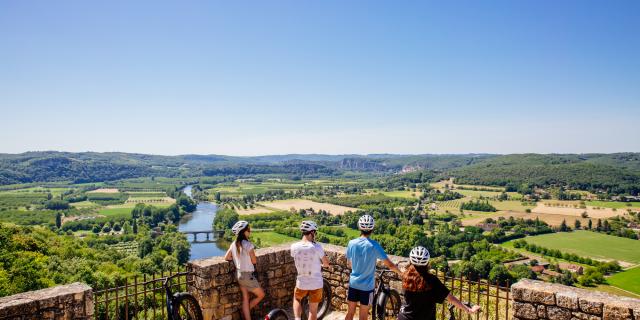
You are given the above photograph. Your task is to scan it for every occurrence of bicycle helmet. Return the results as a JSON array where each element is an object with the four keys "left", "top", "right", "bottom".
[
  {"left": 300, "top": 220, "right": 318, "bottom": 232},
  {"left": 358, "top": 215, "right": 375, "bottom": 231},
  {"left": 409, "top": 246, "right": 430, "bottom": 266},
  {"left": 232, "top": 220, "right": 249, "bottom": 235}
]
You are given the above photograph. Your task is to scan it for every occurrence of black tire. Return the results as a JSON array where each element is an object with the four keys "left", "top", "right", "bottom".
[
  {"left": 302, "top": 280, "right": 332, "bottom": 320},
  {"left": 266, "top": 308, "right": 289, "bottom": 320},
  {"left": 172, "top": 293, "right": 203, "bottom": 320},
  {"left": 376, "top": 289, "right": 401, "bottom": 320}
]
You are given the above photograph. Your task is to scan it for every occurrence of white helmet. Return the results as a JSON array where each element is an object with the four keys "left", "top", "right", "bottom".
[
  {"left": 232, "top": 220, "right": 249, "bottom": 235},
  {"left": 300, "top": 220, "right": 318, "bottom": 232},
  {"left": 409, "top": 246, "right": 430, "bottom": 266},
  {"left": 358, "top": 215, "right": 375, "bottom": 231}
]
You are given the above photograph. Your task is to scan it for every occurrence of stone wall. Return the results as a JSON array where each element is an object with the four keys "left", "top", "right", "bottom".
[
  {"left": 187, "top": 243, "right": 408, "bottom": 320},
  {"left": 188, "top": 244, "right": 298, "bottom": 320},
  {"left": 322, "top": 244, "right": 407, "bottom": 312},
  {"left": 0, "top": 283, "right": 93, "bottom": 320},
  {"left": 511, "top": 279, "right": 640, "bottom": 320}
]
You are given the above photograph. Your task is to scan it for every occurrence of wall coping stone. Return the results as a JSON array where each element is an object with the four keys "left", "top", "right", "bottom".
[
  {"left": 0, "top": 282, "right": 93, "bottom": 319},
  {"left": 512, "top": 279, "right": 640, "bottom": 319}
]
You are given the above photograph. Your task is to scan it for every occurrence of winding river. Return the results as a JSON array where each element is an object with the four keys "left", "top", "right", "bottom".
[{"left": 178, "top": 186, "right": 229, "bottom": 260}]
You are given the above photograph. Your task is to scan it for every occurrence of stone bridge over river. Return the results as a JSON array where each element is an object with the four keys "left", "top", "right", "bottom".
[{"left": 1, "top": 244, "right": 640, "bottom": 319}]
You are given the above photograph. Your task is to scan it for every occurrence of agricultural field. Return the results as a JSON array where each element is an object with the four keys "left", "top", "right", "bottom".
[
  {"left": 456, "top": 189, "right": 504, "bottom": 198},
  {"left": 437, "top": 198, "right": 466, "bottom": 210},
  {"left": 534, "top": 202, "right": 625, "bottom": 219},
  {"left": 585, "top": 201, "right": 640, "bottom": 209},
  {"left": 236, "top": 204, "right": 275, "bottom": 215},
  {"left": 251, "top": 231, "right": 298, "bottom": 247},
  {"left": 377, "top": 190, "right": 421, "bottom": 199},
  {"left": 461, "top": 211, "right": 590, "bottom": 227},
  {"left": 489, "top": 200, "right": 534, "bottom": 212},
  {"left": 607, "top": 266, "right": 640, "bottom": 295},
  {"left": 88, "top": 188, "right": 120, "bottom": 193},
  {"left": 70, "top": 201, "right": 100, "bottom": 209},
  {"left": 503, "top": 231, "right": 640, "bottom": 266},
  {"left": 258, "top": 199, "right": 356, "bottom": 215},
  {"left": 98, "top": 206, "right": 134, "bottom": 218}
]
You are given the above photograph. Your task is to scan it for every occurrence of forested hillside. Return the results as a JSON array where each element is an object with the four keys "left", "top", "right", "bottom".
[
  {"left": 2, "top": 152, "right": 640, "bottom": 196},
  {"left": 449, "top": 154, "right": 640, "bottom": 195}
]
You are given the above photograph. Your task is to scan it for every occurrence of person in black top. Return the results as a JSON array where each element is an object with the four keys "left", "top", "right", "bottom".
[{"left": 398, "top": 247, "right": 480, "bottom": 320}]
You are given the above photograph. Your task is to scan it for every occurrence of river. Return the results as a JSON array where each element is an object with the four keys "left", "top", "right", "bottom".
[{"left": 178, "top": 186, "right": 229, "bottom": 260}]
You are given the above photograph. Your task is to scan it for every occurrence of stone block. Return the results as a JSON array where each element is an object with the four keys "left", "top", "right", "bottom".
[
  {"left": 537, "top": 304, "right": 547, "bottom": 318},
  {"left": 571, "top": 311, "right": 601, "bottom": 320},
  {"left": 547, "top": 306, "right": 572, "bottom": 320},
  {"left": 602, "top": 304, "right": 633, "bottom": 320},
  {"left": 557, "top": 291, "right": 579, "bottom": 311},
  {"left": 513, "top": 302, "right": 538, "bottom": 320},
  {"left": 579, "top": 299, "right": 604, "bottom": 315}
]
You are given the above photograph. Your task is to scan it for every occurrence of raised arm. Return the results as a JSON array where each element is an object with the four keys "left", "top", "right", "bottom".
[
  {"left": 446, "top": 294, "right": 481, "bottom": 314},
  {"left": 382, "top": 258, "right": 402, "bottom": 276}
]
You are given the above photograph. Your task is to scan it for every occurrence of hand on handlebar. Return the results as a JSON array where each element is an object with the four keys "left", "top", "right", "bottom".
[{"left": 468, "top": 305, "right": 481, "bottom": 314}]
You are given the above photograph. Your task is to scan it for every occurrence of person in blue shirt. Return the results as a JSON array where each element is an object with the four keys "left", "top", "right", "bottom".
[{"left": 345, "top": 214, "right": 401, "bottom": 320}]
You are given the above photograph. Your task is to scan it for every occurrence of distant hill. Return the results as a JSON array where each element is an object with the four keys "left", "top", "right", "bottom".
[{"left": 1, "top": 152, "right": 639, "bottom": 196}]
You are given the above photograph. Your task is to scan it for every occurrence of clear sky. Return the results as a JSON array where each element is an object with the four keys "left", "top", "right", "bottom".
[{"left": 1, "top": 1, "right": 638, "bottom": 156}]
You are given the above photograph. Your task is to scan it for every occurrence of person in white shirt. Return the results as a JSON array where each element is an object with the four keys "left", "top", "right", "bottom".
[
  {"left": 224, "top": 220, "right": 265, "bottom": 320},
  {"left": 290, "top": 220, "right": 330, "bottom": 320}
]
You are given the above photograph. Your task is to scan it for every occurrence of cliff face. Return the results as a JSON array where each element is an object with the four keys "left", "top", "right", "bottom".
[{"left": 338, "top": 158, "right": 392, "bottom": 171}]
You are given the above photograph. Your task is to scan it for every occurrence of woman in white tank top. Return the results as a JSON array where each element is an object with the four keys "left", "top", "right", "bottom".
[{"left": 224, "top": 220, "right": 265, "bottom": 320}]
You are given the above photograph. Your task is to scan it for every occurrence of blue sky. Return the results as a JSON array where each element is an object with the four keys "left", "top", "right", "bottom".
[{"left": 1, "top": 1, "right": 638, "bottom": 155}]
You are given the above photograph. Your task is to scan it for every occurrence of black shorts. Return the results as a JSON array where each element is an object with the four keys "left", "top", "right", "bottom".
[{"left": 347, "top": 287, "right": 374, "bottom": 306}]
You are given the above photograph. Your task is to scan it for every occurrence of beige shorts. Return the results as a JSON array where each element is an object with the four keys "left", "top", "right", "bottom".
[{"left": 238, "top": 272, "right": 260, "bottom": 289}]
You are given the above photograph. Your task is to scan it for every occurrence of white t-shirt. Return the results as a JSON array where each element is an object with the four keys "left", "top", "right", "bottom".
[
  {"left": 230, "top": 240, "right": 255, "bottom": 276},
  {"left": 290, "top": 241, "right": 325, "bottom": 290}
]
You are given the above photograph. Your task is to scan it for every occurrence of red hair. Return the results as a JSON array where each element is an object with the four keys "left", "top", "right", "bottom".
[{"left": 402, "top": 264, "right": 433, "bottom": 292}]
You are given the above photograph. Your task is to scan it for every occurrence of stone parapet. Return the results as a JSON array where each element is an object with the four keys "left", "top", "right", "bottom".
[
  {"left": 511, "top": 279, "right": 640, "bottom": 320},
  {"left": 0, "top": 282, "right": 93, "bottom": 320}
]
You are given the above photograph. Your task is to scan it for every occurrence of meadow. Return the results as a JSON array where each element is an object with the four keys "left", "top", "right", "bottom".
[
  {"left": 586, "top": 201, "right": 640, "bottom": 209},
  {"left": 251, "top": 231, "right": 298, "bottom": 247},
  {"left": 607, "top": 266, "right": 640, "bottom": 295},
  {"left": 259, "top": 199, "right": 356, "bottom": 215},
  {"left": 503, "top": 231, "right": 640, "bottom": 265}
]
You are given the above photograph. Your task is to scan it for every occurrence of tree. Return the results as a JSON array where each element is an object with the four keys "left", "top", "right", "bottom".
[
  {"left": 596, "top": 219, "right": 602, "bottom": 231},
  {"left": 489, "top": 265, "right": 513, "bottom": 285},
  {"left": 588, "top": 219, "right": 593, "bottom": 230},
  {"left": 55, "top": 212, "right": 62, "bottom": 229},
  {"left": 560, "top": 219, "right": 570, "bottom": 232},
  {"left": 132, "top": 219, "right": 138, "bottom": 234},
  {"left": 112, "top": 223, "right": 121, "bottom": 232},
  {"left": 122, "top": 221, "right": 132, "bottom": 234},
  {"left": 92, "top": 225, "right": 100, "bottom": 234},
  {"left": 574, "top": 219, "right": 581, "bottom": 230},
  {"left": 45, "top": 200, "right": 70, "bottom": 210}
]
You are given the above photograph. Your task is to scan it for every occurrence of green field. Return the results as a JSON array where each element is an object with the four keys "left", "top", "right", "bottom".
[
  {"left": 70, "top": 201, "right": 100, "bottom": 209},
  {"left": 586, "top": 201, "right": 640, "bottom": 209},
  {"left": 489, "top": 200, "right": 534, "bottom": 211},
  {"left": 378, "top": 190, "right": 420, "bottom": 199},
  {"left": 251, "top": 231, "right": 297, "bottom": 247},
  {"left": 438, "top": 199, "right": 465, "bottom": 209},
  {"left": 504, "top": 231, "right": 640, "bottom": 264},
  {"left": 98, "top": 207, "right": 133, "bottom": 218},
  {"left": 607, "top": 267, "right": 640, "bottom": 295},
  {"left": 456, "top": 189, "right": 503, "bottom": 198}
]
